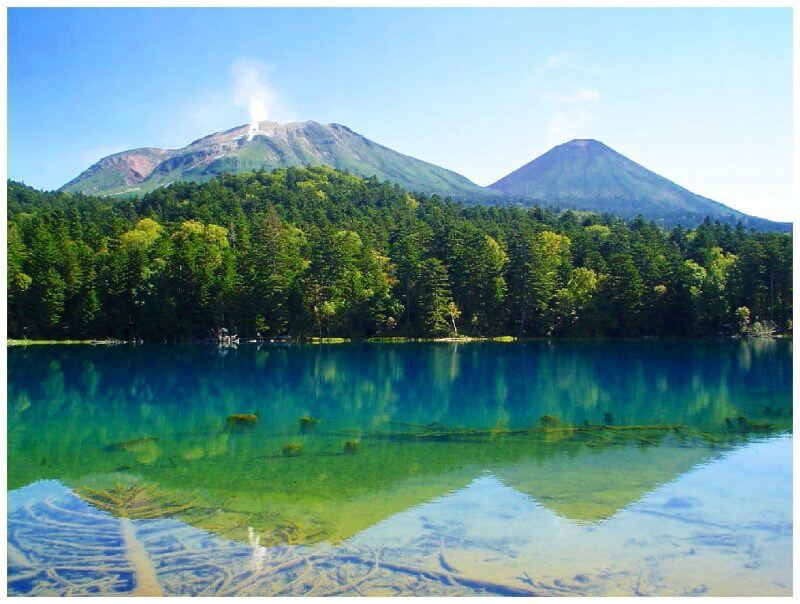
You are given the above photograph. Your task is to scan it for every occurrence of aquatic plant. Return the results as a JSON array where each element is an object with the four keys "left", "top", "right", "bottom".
[
  {"left": 343, "top": 440, "right": 361, "bottom": 454},
  {"left": 299, "top": 415, "right": 320, "bottom": 432},
  {"left": 282, "top": 443, "right": 304, "bottom": 457},
  {"left": 227, "top": 413, "right": 259, "bottom": 431},
  {"left": 539, "top": 415, "right": 562, "bottom": 428}
]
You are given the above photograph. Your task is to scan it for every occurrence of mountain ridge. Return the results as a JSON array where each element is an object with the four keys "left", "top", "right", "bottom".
[
  {"left": 60, "top": 124, "right": 790, "bottom": 231},
  {"left": 61, "top": 120, "right": 497, "bottom": 201}
]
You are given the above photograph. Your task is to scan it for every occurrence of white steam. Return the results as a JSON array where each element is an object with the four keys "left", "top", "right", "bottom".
[{"left": 231, "top": 59, "right": 276, "bottom": 140}]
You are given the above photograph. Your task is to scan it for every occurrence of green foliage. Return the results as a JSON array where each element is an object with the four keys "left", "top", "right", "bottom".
[
  {"left": 418, "top": 258, "right": 455, "bottom": 336},
  {"left": 735, "top": 306, "right": 752, "bottom": 337},
  {"left": 6, "top": 168, "right": 792, "bottom": 340}
]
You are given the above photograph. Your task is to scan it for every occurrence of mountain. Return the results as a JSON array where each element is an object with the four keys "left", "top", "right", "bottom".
[
  {"left": 62, "top": 128, "right": 788, "bottom": 231},
  {"left": 61, "top": 121, "right": 496, "bottom": 201},
  {"left": 489, "top": 139, "right": 790, "bottom": 231}
]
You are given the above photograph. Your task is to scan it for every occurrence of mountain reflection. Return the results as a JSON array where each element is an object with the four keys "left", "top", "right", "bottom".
[{"left": 7, "top": 340, "right": 792, "bottom": 543}]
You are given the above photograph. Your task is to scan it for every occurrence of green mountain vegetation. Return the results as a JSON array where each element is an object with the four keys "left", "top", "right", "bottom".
[
  {"left": 60, "top": 121, "right": 496, "bottom": 202},
  {"left": 8, "top": 166, "right": 792, "bottom": 340},
  {"left": 489, "top": 139, "right": 791, "bottom": 231}
]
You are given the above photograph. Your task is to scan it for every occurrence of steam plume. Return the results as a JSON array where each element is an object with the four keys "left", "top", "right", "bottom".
[{"left": 231, "top": 59, "right": 275, "bottom": 140}]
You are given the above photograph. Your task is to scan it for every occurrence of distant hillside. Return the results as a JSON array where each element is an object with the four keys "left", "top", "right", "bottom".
[
  {"left": 489, "top": 139, "right": 790, "bottom": 232},
  {"left": 61, "top": 121, "right": 497, "bottom": 201}
]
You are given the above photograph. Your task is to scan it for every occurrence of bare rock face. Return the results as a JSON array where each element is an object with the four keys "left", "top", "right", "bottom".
[{"left": 61, "top": 148, "right": 168, "bottom": 195}]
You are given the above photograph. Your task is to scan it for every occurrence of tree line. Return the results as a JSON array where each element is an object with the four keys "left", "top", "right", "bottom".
[{"left": 7, "top": 166, "right": 792, "bottom": 340}]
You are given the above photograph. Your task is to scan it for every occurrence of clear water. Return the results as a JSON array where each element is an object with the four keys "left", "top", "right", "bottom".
[{"left": 7, "top": 340, "right": 792, "bottom": 596}]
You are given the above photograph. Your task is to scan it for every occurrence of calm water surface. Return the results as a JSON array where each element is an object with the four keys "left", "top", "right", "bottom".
[{"left": 7, "top": 340, "right": 792, "bottom": 596}]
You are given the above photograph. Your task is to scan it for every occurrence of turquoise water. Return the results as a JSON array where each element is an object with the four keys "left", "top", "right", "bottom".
[{"left": 7, "top": 340, "right": 793, "bottom": 595}]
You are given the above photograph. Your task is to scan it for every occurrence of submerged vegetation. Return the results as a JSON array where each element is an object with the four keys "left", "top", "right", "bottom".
[
  {"left": 7, "top": 167, "right": 792, "bottom": 340},
  {"left": 282, "top": 442, "right": 304, "bottom": 457},
  {"left": 299, "top": 415, "right": 320, "bottom": 432},
  {"left": 343, "top": 439, "right": 361, "bottom": 454}
]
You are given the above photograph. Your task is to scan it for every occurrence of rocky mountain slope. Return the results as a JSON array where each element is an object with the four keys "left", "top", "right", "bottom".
[{"left": 61, "top": 121, "right": 495, "bottom": 201}]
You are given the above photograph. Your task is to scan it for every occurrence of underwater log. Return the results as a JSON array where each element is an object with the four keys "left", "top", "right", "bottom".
[
  {"left": 226, "top": 414, "right": 259, "bottom": 430},
  {"left": 103, "top": 436, "right": 159, "bottom": 452}
]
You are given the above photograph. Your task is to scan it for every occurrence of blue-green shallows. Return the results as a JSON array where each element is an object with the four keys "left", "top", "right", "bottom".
[{"left": 7, "top": 340, "right": 792, "bottom": 596}]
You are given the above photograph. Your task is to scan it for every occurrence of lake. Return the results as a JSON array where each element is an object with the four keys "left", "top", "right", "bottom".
[{"left": 7, "top": 340, "right": 792, "bottom": 596}]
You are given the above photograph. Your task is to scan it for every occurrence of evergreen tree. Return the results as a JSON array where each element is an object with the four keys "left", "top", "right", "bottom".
[{"left": 5, "top": 171, "right": 792, "bottom": 340}]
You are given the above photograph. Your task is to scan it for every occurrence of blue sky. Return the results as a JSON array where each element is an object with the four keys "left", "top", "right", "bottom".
[{"left": 8, "top": 8, "right": 793, "bottom": 220}]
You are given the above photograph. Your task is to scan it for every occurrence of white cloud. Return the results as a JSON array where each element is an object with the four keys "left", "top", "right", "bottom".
[
  {"left": 546, "top": 108, "right": 592, "bottom": 147},
  {"left": 544, "top": 89, "right": 600, "bottom": 104}
]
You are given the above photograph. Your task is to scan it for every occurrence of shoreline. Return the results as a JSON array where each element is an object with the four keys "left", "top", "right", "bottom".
[
  {"left": 6, "top": 336, "right": 517, "bottom": 346},
  {"left": 7, "top": 334, "right": 789, "bottom": 346},
  {"left": 7, "top": 339, "right": 95, "bottom": 346}
]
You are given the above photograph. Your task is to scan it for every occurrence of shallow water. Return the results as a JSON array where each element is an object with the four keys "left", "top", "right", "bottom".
[{"left": 7, "top": 340, "right": 793, "bottom": 596}]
